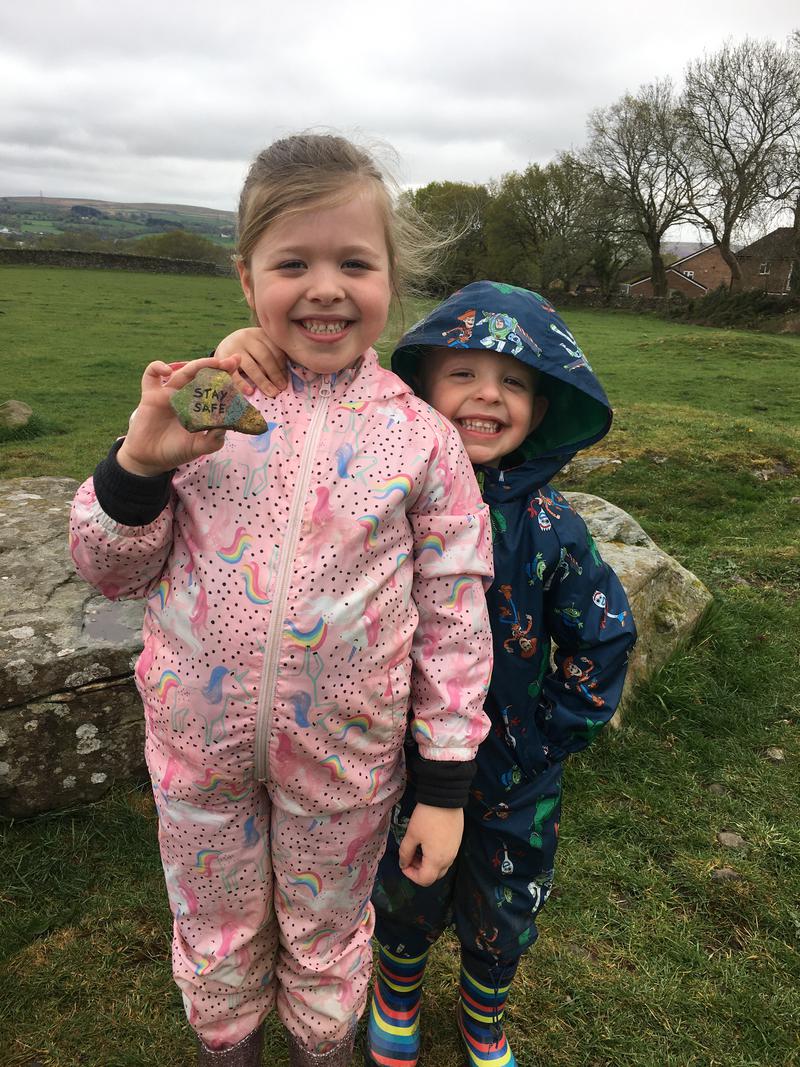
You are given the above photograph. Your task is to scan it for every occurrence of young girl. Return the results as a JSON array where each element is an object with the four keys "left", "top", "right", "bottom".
[{"left": 69, "top": 135, "right": 494, "bottom": 1067}]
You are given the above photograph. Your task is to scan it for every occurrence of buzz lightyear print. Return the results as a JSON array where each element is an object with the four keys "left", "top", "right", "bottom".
[{"left": 476, "top": 311, "right": 542, "bottom": 357}]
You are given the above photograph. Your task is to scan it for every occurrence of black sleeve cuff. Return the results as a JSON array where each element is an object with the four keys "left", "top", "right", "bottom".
[
  {"left": 410, "top": 753, "right": 477, "bottom": 808},
  {"left": 93, "top": 439, "right": 174, "bottom": 526}
]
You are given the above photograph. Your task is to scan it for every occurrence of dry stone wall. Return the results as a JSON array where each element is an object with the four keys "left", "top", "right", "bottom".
[{"left": 0, "top": 247, "right": 231, "bottom": 276}]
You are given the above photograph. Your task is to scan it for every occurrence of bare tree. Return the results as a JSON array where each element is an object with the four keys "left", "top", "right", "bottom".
[
  {"left": 764, "top": 139, "right": 800, "bottom": 295},
  {"left": 679, "top": 37, "right": 800, "bottom": 291},
  {"left": 585, "top": 80, "right": 692, "bottom": 298},
  {"left": 785, "top": 30, "right": 800, "bottom": 294}
]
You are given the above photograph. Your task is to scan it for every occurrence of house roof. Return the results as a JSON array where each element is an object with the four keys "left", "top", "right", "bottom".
[
  {"left": 737, "top": 227, "right": 794, "bottom": 260},
  {"left": 628, "top": 243, "right": 721, "bottom": 286},
  {"left": 666, "top": 269, "right": 707, "bottom": 291},
  {"left": 664, "top": 244, "right": 719, "bottom": 269},
  {"left": 629, "top": 266, "right": 709, "bottom": 292}
]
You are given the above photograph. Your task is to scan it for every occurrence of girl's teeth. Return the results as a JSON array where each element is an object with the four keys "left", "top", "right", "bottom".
[
  {"left": 302, "top": 320, "right": 348, "bottom": 334},
  {"left": 461, "top": 419, "right": 500, "bottom": 433}
]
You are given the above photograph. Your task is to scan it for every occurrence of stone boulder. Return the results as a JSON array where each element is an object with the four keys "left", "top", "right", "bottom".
[
  {"left": 0, "top": 479, "right": 712, "bottom": 818},
  {"left": 565, "top": 493, "right": 712, "bottom": 711},
  {"left": 0, "top": 400, "right": 33, "bottom": 430},
  {"left": 0, "top": 478, "right": 146, "bottom": 818}
]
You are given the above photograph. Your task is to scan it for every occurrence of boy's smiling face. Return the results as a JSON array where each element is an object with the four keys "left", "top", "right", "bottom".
[{"left": 421, "top": 347, "right": 548, "bottom": 467}]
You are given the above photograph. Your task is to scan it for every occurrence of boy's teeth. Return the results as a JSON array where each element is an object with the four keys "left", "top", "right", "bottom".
[
  {"left": 461, "top": 419, "right": 501, "bottom": 433},
  {"left": 301, "top": 320, "right": 348, "bottom": 334}
]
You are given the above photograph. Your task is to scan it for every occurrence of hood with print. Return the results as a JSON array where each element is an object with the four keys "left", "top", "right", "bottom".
[{"left": 392, "top": 281, "right": 612, "bottom": 503}]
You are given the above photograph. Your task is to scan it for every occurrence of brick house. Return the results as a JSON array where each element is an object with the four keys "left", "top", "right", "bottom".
[
  {"left": 627, "top": 245, "right": 731, "bottom": 297},
  {"left": 737, "top": 227, "right": 795, "bottom": 293}
]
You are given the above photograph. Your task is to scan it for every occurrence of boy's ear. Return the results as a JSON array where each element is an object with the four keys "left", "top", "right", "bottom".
[
  {"left": 236, "top": 260, "right": 255, "bottom": 309},
  {"left": 529, "top": 395, "right": 549, "bottom": 433}
]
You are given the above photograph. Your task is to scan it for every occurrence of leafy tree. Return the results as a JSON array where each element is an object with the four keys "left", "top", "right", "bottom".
[
  {"left": 130, "top": 230, "right": 231, "bottom": 267},
  {"left": 585, "top": 79, "right": 692, "bottom": 297},
  {"left": 37, "top": 230, "right": 116, "bottom": 252},
  {"left": 404, "top": 181, "right": 490, "bottom": 293},
  {"left": 679, "top": 37, "right": 800, "bottom": 290},
  {"left": 70, "top": 205, "right": 104, "bottom": 219},
  {"left": 486, "top": 155, "right": 594, "bottom": 291},
  {"left": 581, "top": 181, "right": 648, "bottom": 301}
]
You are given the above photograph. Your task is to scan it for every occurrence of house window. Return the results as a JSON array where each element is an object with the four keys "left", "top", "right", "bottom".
[
  {"left": 759, "top": 262, "right": 770, "bottom": 275},
  {"left": 683, "top": 270, "right": 695, "bottom": 279}
]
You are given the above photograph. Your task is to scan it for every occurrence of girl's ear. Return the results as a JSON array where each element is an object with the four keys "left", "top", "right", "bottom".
[
  {"left": 236, "top": 260, "right": 255, "bottom": 309},
  {"left": 529, "top": 395, "right": 549, "bottom": 433}
]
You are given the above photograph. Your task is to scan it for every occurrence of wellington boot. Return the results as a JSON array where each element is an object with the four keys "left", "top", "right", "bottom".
[
  {"left": 286, "top": 1026, "right": 356, "bottom": 1066},
  {"left": 365, "top": 943, "right": 429, "bottom": 1066},
  {"left": 458, "top": 961, "right": 520, "bottom": 1067},
  {"left": 197, "top": 1024, "right": 264, "bottom": 1066}
]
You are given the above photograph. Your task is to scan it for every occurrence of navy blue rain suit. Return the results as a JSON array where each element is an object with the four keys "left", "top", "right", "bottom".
[{"left": 373, "top": 281, "right": 637, "bottom": 970}]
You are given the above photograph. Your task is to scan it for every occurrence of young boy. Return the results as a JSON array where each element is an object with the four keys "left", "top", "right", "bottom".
[{"left": 365, "top": 281, "right": 637, "bottom": 1067}]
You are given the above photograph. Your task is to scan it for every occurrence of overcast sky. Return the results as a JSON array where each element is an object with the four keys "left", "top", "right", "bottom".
[{"left": 1, "top": 0, "right": 797, "bottom": 219}]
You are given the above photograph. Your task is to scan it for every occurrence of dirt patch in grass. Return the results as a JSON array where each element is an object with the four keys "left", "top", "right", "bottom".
[
  {"left": 749, "top": 458, "right": 796, "bottom": 480},
  {"left": 8, "top": 925, "right": 80, "bottom": 972},
  {"left": 125, "top": 788, "right": 157, "bottom": 820}
]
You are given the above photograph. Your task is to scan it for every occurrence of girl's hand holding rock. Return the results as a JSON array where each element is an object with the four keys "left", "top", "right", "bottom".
[{"left": 118, "top": 354, "right": 240, "bottom": 477}]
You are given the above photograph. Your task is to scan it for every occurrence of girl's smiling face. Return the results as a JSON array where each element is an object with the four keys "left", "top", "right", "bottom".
[
  {"left": 421, "top": 347, "right": 548, "bottom": 467},
  {"left": 237, "top": 185, "right": 392, "bottom": 376}
]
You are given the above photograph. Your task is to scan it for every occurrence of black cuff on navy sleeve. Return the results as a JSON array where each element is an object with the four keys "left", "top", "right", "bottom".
[
  {"left": 410, "top": 753, "right": 477, "bottom": 809},
  {"left": 93, "top": 439, "right": 174, "bottom": 526}
]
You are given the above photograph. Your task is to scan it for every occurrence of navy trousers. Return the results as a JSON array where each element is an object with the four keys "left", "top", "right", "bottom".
[{"left": 373, "top": 730, "right": 561, "bottom": 969}]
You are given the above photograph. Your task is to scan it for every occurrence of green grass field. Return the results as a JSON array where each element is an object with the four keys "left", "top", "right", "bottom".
[{"left": 1, "top": 266, "right": 799, "bottom": 1066}]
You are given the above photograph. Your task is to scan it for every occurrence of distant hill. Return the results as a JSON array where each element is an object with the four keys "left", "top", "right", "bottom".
[
  {"left": 3, "top": 195, "right": 234, "bottom": 222},
  {"left": 0, "top": 196, "right": 236, "bottom": 246}
]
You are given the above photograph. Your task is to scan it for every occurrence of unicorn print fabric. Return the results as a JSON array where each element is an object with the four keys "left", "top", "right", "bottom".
[{"left": 70, "top": 348, "right": 493, "bottom": 1052}]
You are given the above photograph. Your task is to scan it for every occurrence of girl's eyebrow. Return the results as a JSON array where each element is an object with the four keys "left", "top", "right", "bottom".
[{"left": 269, "top": 241, "right": 382, "bottom": 257}]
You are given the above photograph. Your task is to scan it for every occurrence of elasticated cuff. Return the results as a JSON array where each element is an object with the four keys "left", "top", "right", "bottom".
[
  {"left": 410, "top": 754, "right": 477, "bottom": 808},
  {"left": 93, "top": 439, "right": 174, "bottom": 526}
]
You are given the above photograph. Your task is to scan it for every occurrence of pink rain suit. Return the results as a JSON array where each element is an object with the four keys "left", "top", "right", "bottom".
[{"left": 70, "top": 349, "right": 493, "bottom": 1052}]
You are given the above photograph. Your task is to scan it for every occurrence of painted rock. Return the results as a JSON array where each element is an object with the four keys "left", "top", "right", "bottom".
[{"left": 170, "top": 369, "right": 268, "bottom": 435}]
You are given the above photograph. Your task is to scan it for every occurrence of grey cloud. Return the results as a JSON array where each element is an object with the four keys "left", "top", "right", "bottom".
[{"left": 1, "top": 0, "right": 798, "bottom": 205}]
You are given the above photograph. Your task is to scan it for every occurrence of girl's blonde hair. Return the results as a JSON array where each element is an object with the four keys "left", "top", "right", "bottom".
[{"left": 236, "top": 133, "right": 449, "bottom": 303}]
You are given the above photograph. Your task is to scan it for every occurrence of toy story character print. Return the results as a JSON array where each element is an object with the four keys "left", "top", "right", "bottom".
[
  {"left": 442, "top": 308, "right": 477, "bottom": 347},
  {"left": 475, "top": 311, "right": 541, "bottom": 357},
  {"left": 550, "top": 319, "right": 592, "bottom": 371},
  {"left": 497, "top": 583, "right": 537, "bottom": 659},
  {"left": 592, "top": 589, "right": 629, "bottom": 629},
  {"left": 561, "top": 655, "right": 604, "bottom": 708}
]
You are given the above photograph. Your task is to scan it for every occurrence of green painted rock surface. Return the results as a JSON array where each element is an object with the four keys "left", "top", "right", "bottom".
[{"left": 170, "top": 369, "right": 267, "bottom": 434}]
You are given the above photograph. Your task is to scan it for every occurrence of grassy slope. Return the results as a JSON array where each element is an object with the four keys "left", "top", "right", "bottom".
[
  {"left": 1, "top": 268, "right": 799, "bottom": 1066},
  {"left": 2, "top": 198, "right": 235, "bottom": 238}
]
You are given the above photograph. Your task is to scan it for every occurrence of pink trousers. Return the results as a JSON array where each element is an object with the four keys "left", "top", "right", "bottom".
[{"left": 149, "top": 737, "right": 397, "bottom": 1052}]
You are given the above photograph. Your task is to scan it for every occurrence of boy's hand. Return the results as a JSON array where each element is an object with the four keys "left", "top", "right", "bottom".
[
  {"left": 118, "top": 354, "right": 240, "bottom": 477},
  {"left": 399, "top": 803, "right": 464, "bottom": 886},
  {"left": 216, "top": 327, "right": 288, "bottom": 399}
]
